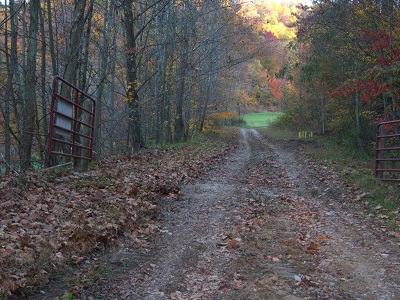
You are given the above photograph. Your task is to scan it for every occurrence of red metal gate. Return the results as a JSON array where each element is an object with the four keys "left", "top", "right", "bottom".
[
  {"left": 48, "top": 76, "right": 96, "bottom": 161},
  {"left": 375, "top": 119, "right": 400, "bottom": 181}
]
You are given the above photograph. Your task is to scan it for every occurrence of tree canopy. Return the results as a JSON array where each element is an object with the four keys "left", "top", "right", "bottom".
[{"left": 283, "top": 0, "right": 400, "bottom": 151}]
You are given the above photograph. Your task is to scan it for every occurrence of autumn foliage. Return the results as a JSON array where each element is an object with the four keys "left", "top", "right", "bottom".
[{"left": 266, "top": 0, "right": 399, "bottom": 153}]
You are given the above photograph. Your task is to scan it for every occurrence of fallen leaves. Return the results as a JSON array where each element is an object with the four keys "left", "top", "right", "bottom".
[
  {"left": 305, "top": 242, "right": 319, "bottom": 254},
  {"left": 245, "top": 159, "right": 293, "bottom": 190},
  {"left": 216, "top": 237, "right": 241, "bottom": 250},
  {"left": 315, "top": 235, "right": 331, "bottom": 241},
  {"left": 226, "top": 239, "right": 240, "bottom": 249},
  {"left": 0, "top": 136, "right": 235, "bottom": 296}
]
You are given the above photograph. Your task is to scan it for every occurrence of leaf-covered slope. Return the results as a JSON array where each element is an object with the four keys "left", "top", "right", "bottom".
[{"left": 0, "top": 134, "right": 236, "bottom": 297}]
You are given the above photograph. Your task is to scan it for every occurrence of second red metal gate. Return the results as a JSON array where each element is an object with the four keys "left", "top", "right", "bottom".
[{"left": 375, "top": 120, "right": 400, "bottom": 182}]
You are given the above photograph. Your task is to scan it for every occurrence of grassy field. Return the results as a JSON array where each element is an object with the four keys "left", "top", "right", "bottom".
[{"left": 243, "top": 111, "right": 283, "bottom": 127}]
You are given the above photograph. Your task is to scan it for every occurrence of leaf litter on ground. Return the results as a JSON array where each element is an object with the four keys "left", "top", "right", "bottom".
[{"left": 0, "top": 135, "right": 235, "bottom": 297}]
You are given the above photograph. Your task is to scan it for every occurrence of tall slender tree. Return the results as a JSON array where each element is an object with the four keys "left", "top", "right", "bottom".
[
  {"left": 123, "top": 0, "right": 144, "bottom": 151},
  {"left": 4, "top": 0, "right": 19, "bottom": 174},
  {"left": 19, "top": 0, "right": 39, "bottom": 170}
]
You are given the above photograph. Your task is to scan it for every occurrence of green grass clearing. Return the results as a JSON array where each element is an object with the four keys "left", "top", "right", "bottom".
[{"left": 243, "top": 111, "right": 283, "bottom": 128}]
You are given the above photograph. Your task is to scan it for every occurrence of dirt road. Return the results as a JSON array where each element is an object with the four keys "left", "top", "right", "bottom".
[{"left": 42, "top": 129, "right": 400, "bottom": 299}]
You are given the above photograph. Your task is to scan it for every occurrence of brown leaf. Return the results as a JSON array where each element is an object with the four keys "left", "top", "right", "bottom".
[
  {"left": 71, "top": 255, "right": 86, "bottom": 264},
  {"left": 315, "top": 235, "right": 331, "bottom": 241},
  {"left": 219, "top": 284, "right": 231, "bottom": 292},
  {"left": 226, "top": 239, "right": 239, "bottom": 249},
  {"left": 200, "top": 268, "right": 211, "bottom": 275},
  {"left": 305, "top": 242, "right": 319, "bottom": 254},
  {"left": 128, "top": 188, "right": 140, "bottom": 196}
]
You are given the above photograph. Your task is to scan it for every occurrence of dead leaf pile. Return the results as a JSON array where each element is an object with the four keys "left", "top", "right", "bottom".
[
  {"left": 0, "top": 137, "right": 235, "bottom": 297},
  {"left": 245, "top": 158, "right": 294, "bottom": 191}
]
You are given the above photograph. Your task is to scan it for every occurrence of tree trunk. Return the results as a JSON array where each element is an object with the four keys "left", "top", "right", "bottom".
[
  {"left": 63, "top": 0, "right": 88, "bottom": 86},
  {"left": 4, "top": 0, "right": 18, "bottom": 174},
  {"left": 174, "top": 24, "right": 190, "bottom": 142},
  {"left": 46, "top": 0, "right": 58, "bottom": 75},
  {"left": 123, "top": 0, "right": 144, "bottom": 151},
  {"left": 353, "top": 20, "right": 362, "bottom": 151},
  {"left": 39, "top": 5, "right": 49, "bottom": 166},
  {"left": 321, "top": 94, "right": 326, "bottom": 135},
  {"left": 94, "top": 0, "right": 112, "bottom": 157},
  {"left": 77, "top": 0, "right": 94, "bottom": 171},
  {"left": 19, "top": 0, "right": 39, "bottom": 171},
  {"left": 108, "top": 31, "right": 117, "bottom": 155}
]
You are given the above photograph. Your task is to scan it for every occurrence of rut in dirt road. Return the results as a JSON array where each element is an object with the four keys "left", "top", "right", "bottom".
[
  {"left": 115, "top": 129, "right": 254, "bottom": 299},
  {"left": 80, "top": 128, "right": 400, "bottom": 300}
]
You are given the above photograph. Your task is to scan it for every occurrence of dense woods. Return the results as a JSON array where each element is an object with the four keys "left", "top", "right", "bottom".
[
  {"left": 285, "top": 0, "right": 400, "bottom": 152},
  {"left": 0, "top": 0, "right": 267, "bottom": 172},
  {"left": 3, "top": 0, "right": 399, "bottom": 172}
]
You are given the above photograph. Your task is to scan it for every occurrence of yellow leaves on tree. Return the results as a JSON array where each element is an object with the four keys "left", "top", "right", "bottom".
[{"left": 211, "top": 111, "right": 239, "bottom": 120}]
